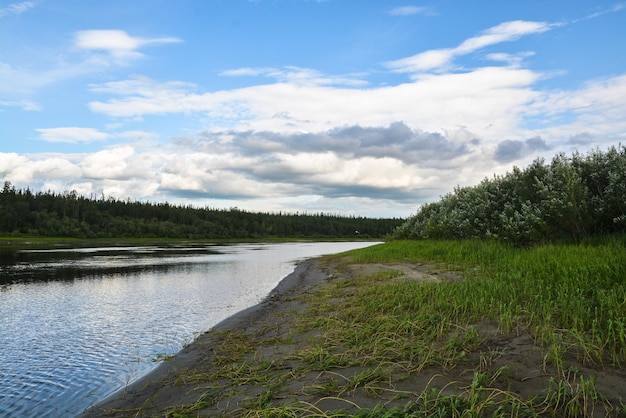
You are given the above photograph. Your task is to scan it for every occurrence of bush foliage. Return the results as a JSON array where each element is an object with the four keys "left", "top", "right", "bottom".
[{"left": 395, "top": 145, "right": 626, "bottom": 244}]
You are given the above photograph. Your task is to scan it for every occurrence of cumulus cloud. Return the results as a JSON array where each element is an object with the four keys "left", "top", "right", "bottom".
[
  {"left": 494, "top": 136, "right": 550, "bottom": 163},
  {"left": 192, "top": 122, "right": 472, "bottom": 167},
  {"left": 164, "top": 122, "right": 483, "bottom": 205},
  {"left": 0, "top": 1, "right": 34, "bottom": 17},
  {"left": 80, "top": 146, "right": 138, "bottom": 179},
  {"left": 385, "top": 20, "right": 555, "bottom": 73},
  {"left": 4, "top": 15, "right": 625, "bottom": 217},
  {"left": 35, "top": 127, "right": 111, "bottom": 143},
  {"left": 568, "top": 132, "right": 595, "bottom": 146},
  {"left": 28, "top": 157, "right": 83, "bottom": 179},
  {"left": 0, "top": 148, "right": 162, "bottom": 202},
  {"left": 161, "top": 158, "right": 279, "bottom": 200},
  {"left": 0, "top": 119, "right": 489, "bottom": 217},
  {"left": 0, "top": 152, "right": 81, "bottom": 184},
  {"left": 0, "top": 153, "right": 27, "bottom": 180}
]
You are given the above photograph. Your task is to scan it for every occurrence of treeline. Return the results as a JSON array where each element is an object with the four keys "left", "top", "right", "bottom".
[
  {"left": 395, "top": 145, "right": 626, "bottom": 245},
  {"left": 0, "top": 184, "right": 402, "bottom": 239}
]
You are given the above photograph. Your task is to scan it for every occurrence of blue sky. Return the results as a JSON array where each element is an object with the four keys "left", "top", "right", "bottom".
[{"left": 1, "top": 0, "right": 625, "bottom": 217}]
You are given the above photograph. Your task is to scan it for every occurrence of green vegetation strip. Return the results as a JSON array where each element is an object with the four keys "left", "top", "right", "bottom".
[
  {"left": 0, "top": 181, "right": 401, "bottom": 240},
  {"left": 133, "top": 239, "right": 626, "bottom": 416}
]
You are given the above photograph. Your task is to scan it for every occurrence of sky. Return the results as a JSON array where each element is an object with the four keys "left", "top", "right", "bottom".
[{"left": 1, "top": 1, "right": 625, "bottom": 218}]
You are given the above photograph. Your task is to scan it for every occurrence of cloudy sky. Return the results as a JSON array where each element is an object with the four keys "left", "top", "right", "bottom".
[{"left": 1, "top": 1, "right": 625, "bottom": 218}]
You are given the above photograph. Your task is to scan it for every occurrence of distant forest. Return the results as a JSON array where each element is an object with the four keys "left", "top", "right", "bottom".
[
  {"left": 395, "top": 145, "right": 626, "bottom": 245},
  {"left": 0, "top": 183, "right": 402, "bottom": 239}
]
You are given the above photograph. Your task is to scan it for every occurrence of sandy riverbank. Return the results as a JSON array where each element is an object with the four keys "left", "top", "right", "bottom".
[{"left": 80, "top": 257, "right": 626, "bottom": 417}]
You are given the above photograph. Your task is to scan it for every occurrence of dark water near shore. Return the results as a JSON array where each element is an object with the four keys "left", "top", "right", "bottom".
[{"left": 0, "top": 241, "right": 378, "bottom": 417}]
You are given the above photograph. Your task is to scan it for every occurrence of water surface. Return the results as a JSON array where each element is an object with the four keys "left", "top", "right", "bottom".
[{"left": 0, "top": 241, "right": 378, "bottom": 417}]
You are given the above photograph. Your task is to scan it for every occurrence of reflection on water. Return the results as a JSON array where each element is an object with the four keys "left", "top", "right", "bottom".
[
  {"left": 0, "top": 245, "right": 223, "bottom": 284},
  {"left": 0, "top": 242, "right": 378, "bottom": 417}
]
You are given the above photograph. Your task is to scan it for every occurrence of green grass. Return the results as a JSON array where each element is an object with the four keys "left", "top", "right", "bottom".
[
  {"left": 362, "top": 239, "right": 626, "bottom": 367},
  {"left": 294, "top": 238, "right": 626, "bottom": 415},
  {"left": 130, "top": 237, "right": 626, "bottom": 417}
]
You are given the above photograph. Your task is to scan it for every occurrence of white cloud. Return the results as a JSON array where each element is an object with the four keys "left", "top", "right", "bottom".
[
  {"left": 386, "top": 20, "right": 554, "bottom": 73},
  {"left": 161, "top": 165, "right": 276, "bottom": 199},
  {"left": 0, "top": 29, "right": 182, "bottom": 99},
  {"left": 88, "top": 66, "right": 540, "bottom": 140},
  {"left": 0, "top": 153, "right": 81, "bottom": 183},
  {"left": 80, "top": 146, "right": 142, "bottom": 179},
  {"left": 577, "top": 3, "right": 626, "bottom": 21},
  {"left": 523, "top": 74, "right": 626, "bottom": 143},
  {"left": 219, "top": 67, "right": 276, "bottom": 77},
  {"left": 0, "top": 99, "right": 41, "bottom": 110},
  {"left": 387, "top": 48, "right": 454, "bottom": 73},
  {"left": 0, "top": 1, "right": 34, "bottom": 17},
  {"left": 73, "top": 66, "right": 626, "bottom": 216},
  {"left": 306, "top": 155, "right": 422, "bottom": 189},
  {"left": 35, "top": 127, "right": 111, "bottom": 143},
  {"left": 219, "top": 66, "right": 368, "bottom": 87},
  {"left": 74, "top": 30, "right": 181, "bottom": 61},
  {"left": 84, "top": 17, "right": 566, "bottom": 143},
  {"left": 457, "top": 20, "right": 553, "bottom": 53},
  {"left": 28, "top": 157, "right": 83, "bottom": 179},
  {"left": 78, "top": 13, "right": 626, "bottom": 210},
  {"left": 93, "top": 177, "right": 161, "bottom": 201},
  {"left": 0, "top": 148, "right": 160, "bottom": 201},
  {"left": 0, "top": 120, "right": 480, "bottom": 217},
  {"left": 0, "top": 153, "right": 27, "bottom": 179},
  {"left": 486, "top": 51, "right": 535, "bottom": 68},
  {"left": 1, "top": 28, "right": 180, "bottom": 99},
  {"left": 88, "top": 76, "right": 196, "bottom": 96},
  {"left": 118, "top": 130, "right": 159, "bottom": 142},
  {"left": 3, "top": 14, "right": 624, "bottom": 218},
  {"left": 386, "top": 6, "right": 434, "bottom": 16}
]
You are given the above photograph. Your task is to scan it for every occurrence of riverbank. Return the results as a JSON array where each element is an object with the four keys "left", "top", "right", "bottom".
[
  {"left": 79, "top": 259, "right": 330, "bottom": 416},
  {"left": 82, "top": 240, "right": 626, "bottom": 417}
]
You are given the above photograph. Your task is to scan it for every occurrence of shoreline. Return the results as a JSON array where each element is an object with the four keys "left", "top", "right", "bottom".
[
  {"left": 78, "top": 246, "right": 626, "bottom": 417},
  {"left": 78, "top": 259, "right": 327, "bottom": 417}
]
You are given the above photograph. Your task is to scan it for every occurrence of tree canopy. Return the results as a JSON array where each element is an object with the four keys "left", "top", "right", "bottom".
[
  {"left": 395, "top": 145, "right": 626, "bottom": 245},
  {"left": 0, "top": 183, "right": 402, "bottom": 239}
]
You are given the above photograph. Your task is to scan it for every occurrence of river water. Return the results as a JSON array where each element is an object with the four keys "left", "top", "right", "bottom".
[{"left": 0, "top": 241, "right": 378, "bottom": 417}]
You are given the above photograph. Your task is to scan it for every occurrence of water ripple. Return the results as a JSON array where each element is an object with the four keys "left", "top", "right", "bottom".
[{"left": 0, "top": 242, "right": 377, "bottom": 417}]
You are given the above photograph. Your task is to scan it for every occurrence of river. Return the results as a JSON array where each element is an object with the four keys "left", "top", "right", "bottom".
[{"left": 0, "top": 241, "right": 378, "bottom": 417}]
